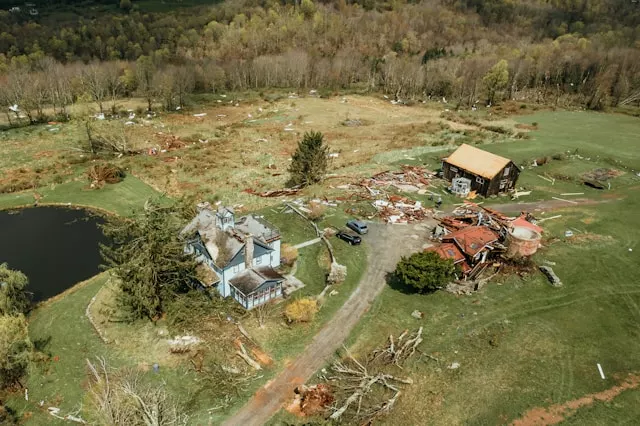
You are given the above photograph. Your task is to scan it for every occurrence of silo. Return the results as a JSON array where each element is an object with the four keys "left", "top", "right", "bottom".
[{"left": 506, "top": 226, "right": 541, "bottom": 258}]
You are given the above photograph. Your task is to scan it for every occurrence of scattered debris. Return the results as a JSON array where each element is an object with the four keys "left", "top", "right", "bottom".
[
  {"left": 167, "top": 335, "right": 201, "bottom": 353},
  {"left": 411, "top": 310, "right": 423, "bottom": 319},
  {"left": 539, "top": 266, "right": 562, "bottom": 287},
  {"left": 373, "top": 196, "right": 431, "bottom": 224},
  {"left": 193, "top": 113, "right": 207, "bottom": 117},
  {"left": 597, "top": 363, "right": 606, "bottom": 379},
  {"left": 552, "top": 196, "right": 579, "bottom": 204},
  {"left": 244, "top": 188, "right": 301, "bottom": 197},
  {"left": 448, "top": 362, "right": 460, "bottom": 370}
]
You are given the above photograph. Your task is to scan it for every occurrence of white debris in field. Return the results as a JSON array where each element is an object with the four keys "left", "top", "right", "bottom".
[
  {"left": 168, "top": 335, "right": 201, "bottom": 347},
  {"left": 193, "top": 113, "right": 207, "bottom": 117},
  {"left": 328, "top": 153, "right": 339, "bottom": 158},
  {"left": 125, "top": 121, "right": 135, "bottom": 125},
  {"left": 411, "top": 310, "right": 423, "bottom": 319},
  {"left": 448, "top": 362, "right": 460, "bottom": 370}
]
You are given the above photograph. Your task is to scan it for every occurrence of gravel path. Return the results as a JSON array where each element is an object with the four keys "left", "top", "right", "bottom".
[{"left": 222, "top": 221, "right": 434, "bottom": 426}]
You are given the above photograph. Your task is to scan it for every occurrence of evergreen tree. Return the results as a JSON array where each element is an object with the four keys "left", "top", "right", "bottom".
[
  {"left": 287, "top": 131, "right": 329, "bottom": 187},
  {"left": 0, "top": 314, "right": 32, "bottom": 390},
  {"left": 0, "top": 264, "right": 30, "bottom": 316},
  {"left": 120, "top": 0, "right": 133, "bottom": 12},
  {"left": 393, "top": 251, "right": 457, "bottom": 293},
  {"left": 100, "top": 200, "right": 199, "bottom": 321}
]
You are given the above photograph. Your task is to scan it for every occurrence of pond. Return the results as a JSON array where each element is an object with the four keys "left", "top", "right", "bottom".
[{"left": 0, "top": 206, "right": 108, "bottom": 302}]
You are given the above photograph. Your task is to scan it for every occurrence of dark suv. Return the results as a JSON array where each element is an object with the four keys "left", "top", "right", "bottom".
[{"left": 336, "top": 231, "right": 362, "bottom": 245}]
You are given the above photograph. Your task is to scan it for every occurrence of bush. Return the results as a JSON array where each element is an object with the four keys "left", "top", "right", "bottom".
[
  {"left": 307, "top": 202, "right": 326, "bottom": 221},
  {"left": 284, "top": 298, "right": 318, "bottom": 323},
  {"left": 393, "top": 251, "right": 457, "bottom": 293},
  {"left": 281, "top": 244, "right": 299, "bottom": 267}
]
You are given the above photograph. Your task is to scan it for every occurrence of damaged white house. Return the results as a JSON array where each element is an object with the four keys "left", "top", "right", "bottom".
[{"left": 182, "top": 204, "right": 284, "bottom": 309}]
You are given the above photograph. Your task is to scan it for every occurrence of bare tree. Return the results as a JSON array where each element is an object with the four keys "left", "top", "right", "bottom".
[
  {"left": 82, "top": 63, "right": 109, "bottom": 114},
  {"left": 104, "top": 62, "right": 124, "bottom": 114},
  {"left": 86, "top": 357, "right": 189, "bottom": 426},
  {"left": 172, "top": 65, "right": 195, "bottom": 108},
  {"left": 135, "top": 56, "right": 157, "bottom": 112}
]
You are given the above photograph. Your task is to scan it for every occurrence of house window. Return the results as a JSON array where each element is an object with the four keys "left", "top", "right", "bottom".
[
  {"left": 476, "top": 176, "right": 484, "bottom": 184},
  {"left": 232, "top": 265, "right": 239, "bottom": 273},
  {"left": 499, "top": 179, "right": 509, "bottom": 189},
  {"left": 503, "top": 167, "right": 510, "bottom": 176},
  {"left": 450, "top": 166, "right": 458, "bottom": 172},
  {"left": 255, "top": 256, "right": 262, "bottom": 265}
]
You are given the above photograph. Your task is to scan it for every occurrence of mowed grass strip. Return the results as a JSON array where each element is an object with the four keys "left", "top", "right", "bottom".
[{"left": 0, "top": 175, "right": 164, "bottom": 216}]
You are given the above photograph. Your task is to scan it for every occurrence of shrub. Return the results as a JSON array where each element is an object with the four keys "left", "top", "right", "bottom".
[
  {"left": 307, "top": 201, "right": 326, "bottom": 221},
  {"left": 280, "top": 244, "right": 299, "bottom": 267},
  {"left": 393, "top": 251, "right": 457, "bottom": 293},
  {"left": 284, "top": 298, "right": 319, "bottom": 323}
]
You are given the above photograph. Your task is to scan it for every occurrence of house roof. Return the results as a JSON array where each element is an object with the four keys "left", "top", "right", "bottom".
[
  {"left": 235, "top": 215, "right": 280, "bottom": 243},
  {"left": 182, "top": 209, "right": 272, "bottom": 268},
  {"left": 444, "top": 144, "right": 512, "bottom": 179},
  {"left": 229, "top": 266, "right": 285, "bottom": 296},
  {"left": 442, "top": 226, "right": 499, "bottom": 257},
  {"left": 426, "top": 243, "right": 466, "bottom": 264}
]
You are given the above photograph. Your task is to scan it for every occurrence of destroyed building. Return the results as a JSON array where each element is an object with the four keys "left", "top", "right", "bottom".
[
  {"left": 182, "top": 204, "right": 284, "bottom": 309},
  {"left": 442, "top": 144, "right": 520, "bottom": 197},
  {"left": 429, "top": 202, "right": 542, "bottom": 280}
]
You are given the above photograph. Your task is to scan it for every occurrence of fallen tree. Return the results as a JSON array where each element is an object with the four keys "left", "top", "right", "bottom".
[{"left": 315, "top": 328, "right": 424, "bottom": 423}]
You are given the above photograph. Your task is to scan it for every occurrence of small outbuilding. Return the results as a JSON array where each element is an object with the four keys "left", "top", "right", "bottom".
[{"left": 442, "top": 144, "right": 520, "bottom": 197}]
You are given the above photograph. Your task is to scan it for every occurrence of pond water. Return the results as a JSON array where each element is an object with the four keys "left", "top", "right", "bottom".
[{"left": 0, "top": 206, "right": 107, "bottom": 302}]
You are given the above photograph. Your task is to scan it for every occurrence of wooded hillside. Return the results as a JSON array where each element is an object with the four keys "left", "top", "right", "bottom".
[{"left": 0, "top": 0, "right": 639, "bottom": 112}]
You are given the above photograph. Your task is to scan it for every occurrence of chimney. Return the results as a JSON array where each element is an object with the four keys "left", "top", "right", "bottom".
[{"left": 244, "top": 234, "right": 254, "bottom": 269}]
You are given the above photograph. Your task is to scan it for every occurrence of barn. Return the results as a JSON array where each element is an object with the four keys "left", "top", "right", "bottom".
[{"left": 442, "top": 144, "right": 520, "bottom": 197}]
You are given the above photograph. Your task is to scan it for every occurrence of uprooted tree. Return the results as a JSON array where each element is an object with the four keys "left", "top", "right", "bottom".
[
  {"left": 0, "top": 263, "right": 31, "bottom": 316},
  {"left": 393, "top": 251, "right": 457, "bottom": 293},
  {"left": 287, "top": 131, "right": 329, "bottom": 187},
  {"left": 100, "top": 200, "right": 199, "bottom": 321},
  {"left": 316, "top": 328, "right": 424, "bottom": 423},
  {"left": 86, "top": 357, "right": 188, "bottom": 426}
]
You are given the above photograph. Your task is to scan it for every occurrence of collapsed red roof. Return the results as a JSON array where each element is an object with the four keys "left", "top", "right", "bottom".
[
  {"left": 426, "top": 242, "right": 466, "bottom": 264},
  {"left": 442, "top": 226, "right": 499, "bottom": 257}
]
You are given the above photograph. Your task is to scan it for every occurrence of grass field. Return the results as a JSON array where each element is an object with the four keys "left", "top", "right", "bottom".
[
  {"left": 270, "top": 110, "right": 640, "bottom": 425},
  {"left": 0, "top": 175, "right": 164, "bottom": 216}
]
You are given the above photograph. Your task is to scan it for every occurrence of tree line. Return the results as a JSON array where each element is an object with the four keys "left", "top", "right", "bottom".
[{"left": 0, "top": 0, "right": 639, "bottom": 116}]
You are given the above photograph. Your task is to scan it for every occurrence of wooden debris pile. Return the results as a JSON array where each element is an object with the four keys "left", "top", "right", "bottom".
[
  {"left": 431, "top": 202, "right": 543, "bottom": 285},
  {"left": 373, "top": 195, "right": 431, "bottom": 223},
  {"left": 360, "top": 165, "right": 436, "bottom": 194},
  {"left": 243, "top": 187, "right": 301, "bottom": 197}
]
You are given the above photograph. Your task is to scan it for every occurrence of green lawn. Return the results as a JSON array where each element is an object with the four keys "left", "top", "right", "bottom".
[
  {"left": 5, "top": 274, "right": 118, "bottom": 425},
  {"left": 270, "top": 110, "right": 640, "bottom": 425},
  {"left": 0, "top": 175, "right": 164, "bottom": 216}
]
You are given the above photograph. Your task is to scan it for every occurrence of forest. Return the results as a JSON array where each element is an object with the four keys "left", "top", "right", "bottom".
[{"left": 0, "top": 0, "right": 639, "bottom": 120}]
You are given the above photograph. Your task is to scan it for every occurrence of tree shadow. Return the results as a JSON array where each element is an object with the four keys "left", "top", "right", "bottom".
[
  {"left": 385, "top": 271, "right": 438, "bottom": 295},
  {"left": 385, "top": 271, "right": 415, "bottom": 294},
  {"left": 32, "top": 336, "right": 52, "bottom": 353}
]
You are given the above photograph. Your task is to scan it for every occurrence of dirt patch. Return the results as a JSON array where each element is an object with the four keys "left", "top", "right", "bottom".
[
  {"left": 515, "top": 123, "right": 538, "bottom": 131},
  {"left": 511, "top": 373, "right": 640, "bottom": 426}
]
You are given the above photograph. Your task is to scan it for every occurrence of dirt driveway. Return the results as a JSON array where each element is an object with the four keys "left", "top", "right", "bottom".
[{"left": 222, "top": 220, "right": 435, "bottom": 426}]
